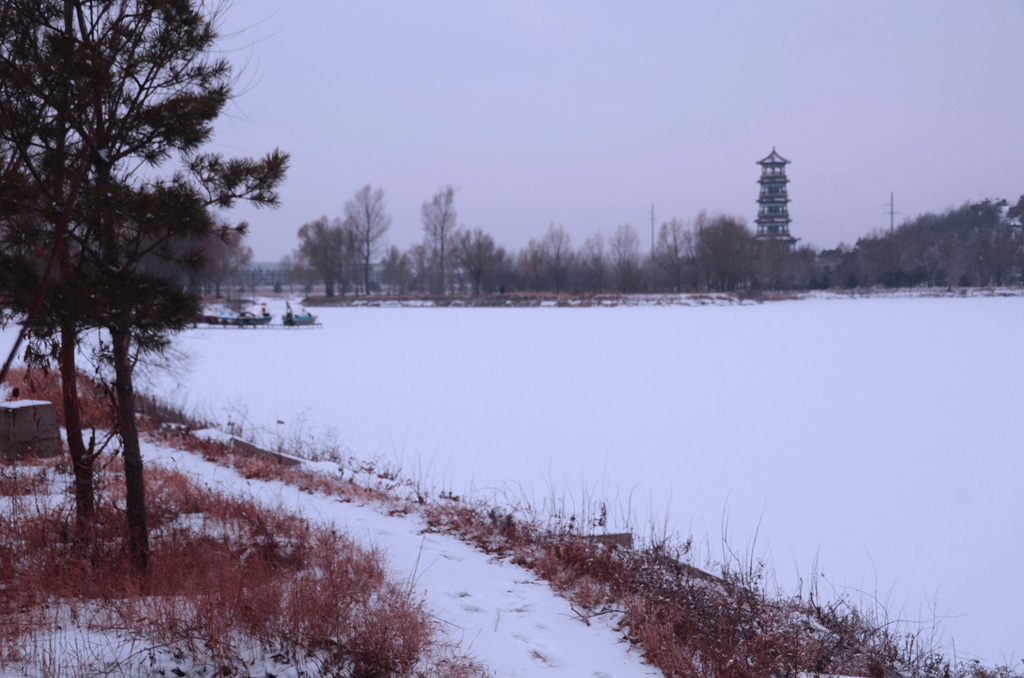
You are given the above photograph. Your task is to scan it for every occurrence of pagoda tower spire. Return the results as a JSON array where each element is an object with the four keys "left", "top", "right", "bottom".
[{"left": 754, "top": 147, "right": 796, "bottom": 247}]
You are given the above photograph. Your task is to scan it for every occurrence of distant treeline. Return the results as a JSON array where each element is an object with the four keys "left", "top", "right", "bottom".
[
  {"left": 816, "top": 197, "right": 1023, "bottom": 289},
  {"left": 211, "top": 188, "right": 1024, "bottom": 297}
]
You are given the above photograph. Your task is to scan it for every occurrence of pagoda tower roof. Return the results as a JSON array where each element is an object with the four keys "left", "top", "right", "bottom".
[{"left": 757, "top": 147, "right": 790, "bottom": 165}]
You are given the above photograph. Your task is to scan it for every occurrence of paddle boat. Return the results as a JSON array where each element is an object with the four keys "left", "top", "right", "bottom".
[
  {"left": 237, "top": 303, "right": 273, "bottom": 326},
  {"left": 283, "top": 302, "right": 317, "bottom": 327}
]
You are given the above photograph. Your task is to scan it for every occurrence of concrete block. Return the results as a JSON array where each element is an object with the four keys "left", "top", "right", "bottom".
[{"left": 1, "top": 400, "right": 62, "bottom": 461}]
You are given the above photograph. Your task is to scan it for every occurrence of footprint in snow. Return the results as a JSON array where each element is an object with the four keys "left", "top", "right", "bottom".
[
  {"left": 529, "top": 647, "right": 561, "bottom": 668},
  {"left": 512, "top": 633, "right": 562, "bottom": 668},
  {"left": 446, "top": 591, "right": 483, "bottom": 612}
]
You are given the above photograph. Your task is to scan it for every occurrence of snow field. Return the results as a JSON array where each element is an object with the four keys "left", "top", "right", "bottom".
[{"left": 3, "top": 294, "right": 1021, "bottom": 663}]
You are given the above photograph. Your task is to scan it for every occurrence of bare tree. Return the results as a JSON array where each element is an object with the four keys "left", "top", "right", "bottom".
[
  {"left": 653, "top": 218, "right": 692, "bottom": 292},
  {"left": 610, "top": 224, "right": 641, "bottom": 292},
  {"left": 296, "top": 216, "right": 346, "bottom": 297},
  {"left": 578, "top": 231, "right": 607, "bottom": 291},
  {"left": 338, "top": 220, "right": 361, "bottom": 295},
  {"left": 516, "top": 238, "right": 546, "bottom": 291},
  {"left": 693, "top": 212, "right": 752, "bottom": 291},
  {"left": 456, "top": 227, "right": 506, "bottom": 295},
  {"left": 406, "top": 242, "right": 431, "bottom": 293},
  {"left": 380, "top": 245, "right": 411, "bottom": 294},
  {"left": 542, "top": 223, "right": 573, "bottom": 294},
  {"left": 421, "top": 185, "right": 458, "bottom": 294},
  {"left": 344, "top": 185, "right": 391, "bottom": 294}
]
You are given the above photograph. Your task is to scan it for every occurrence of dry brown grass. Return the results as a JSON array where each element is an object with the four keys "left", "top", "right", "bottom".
[
  {"left": 0, "top": 462, "right": 51, "bottom": 497},
  {"left": 154, "top": 428, "right": 398, "bottom": 509},
  {"left": 0, "top": 457, "right": 485, "bottom": 677}
]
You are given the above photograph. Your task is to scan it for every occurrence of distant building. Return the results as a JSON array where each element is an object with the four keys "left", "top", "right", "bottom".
[{"left": 754, "top": 148, "right": 797, "bottom": 248}]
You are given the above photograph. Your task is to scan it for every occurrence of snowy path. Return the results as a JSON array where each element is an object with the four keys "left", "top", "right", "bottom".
[{"left": 147, "top": 442, "right": 661, "bottom": 678}]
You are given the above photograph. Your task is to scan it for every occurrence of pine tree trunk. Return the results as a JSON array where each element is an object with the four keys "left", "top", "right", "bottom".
[
  {"left": 60, "top": 320, "right": 94, "bottom": 528},
  {"left": 87, "top": 49, "right": 151, "bottom": 575},
  {"left": 53, "top": 0, "right": 94, "bottom": 530},
  {"left": 111, "top": 325, "right": 149, "bottom": 575}
]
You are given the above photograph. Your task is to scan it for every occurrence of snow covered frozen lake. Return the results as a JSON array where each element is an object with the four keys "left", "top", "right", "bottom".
[{"left": 6, "top": 294, "right": 1023, "bottom": 663}]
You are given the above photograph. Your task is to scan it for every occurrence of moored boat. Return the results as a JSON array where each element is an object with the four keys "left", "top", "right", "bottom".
[
  {"left": 238, "top": 303, "right": 273, "bottom": 326},
  {"left": 283, "top": 302, "right": 317, "bottom": 326}
]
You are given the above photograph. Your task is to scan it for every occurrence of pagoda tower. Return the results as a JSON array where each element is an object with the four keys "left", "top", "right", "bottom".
[{"left": 754, "top": 148, "right": 796, "bottom": 247}]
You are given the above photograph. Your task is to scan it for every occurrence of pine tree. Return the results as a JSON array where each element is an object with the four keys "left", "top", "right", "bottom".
[{"left": 0, "top": 0, "right": 288, "bottom": 573}]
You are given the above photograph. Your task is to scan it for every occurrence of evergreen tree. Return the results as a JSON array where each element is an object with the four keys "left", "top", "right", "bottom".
[{"left": 0, "top": 0, "right": 288, "bottom": 573}]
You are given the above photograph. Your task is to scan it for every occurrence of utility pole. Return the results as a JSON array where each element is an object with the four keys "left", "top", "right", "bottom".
[
  {"left": 889, "top": 192, "right": 896, "bottom": 236},
  {"left": 650, "top": 204, "right": 655, "bottom": 257},
  {"left": 885, "top": 192, "right": 900, "bottom": 284}
]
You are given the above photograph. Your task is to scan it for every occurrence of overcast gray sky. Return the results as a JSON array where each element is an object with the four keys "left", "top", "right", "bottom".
[{"left": 210, "top": 1, "right": 1024, "bottom": 262}]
